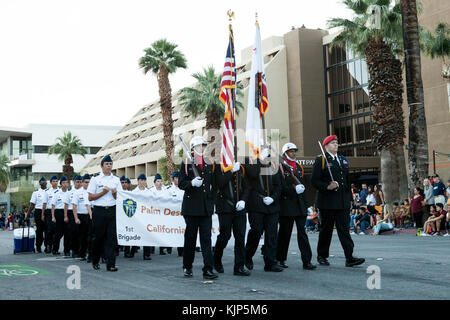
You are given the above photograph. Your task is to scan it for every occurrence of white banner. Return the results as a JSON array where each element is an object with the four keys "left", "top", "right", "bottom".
[{"left": 116, "top": 190, "right": 257, "bottom": 247}]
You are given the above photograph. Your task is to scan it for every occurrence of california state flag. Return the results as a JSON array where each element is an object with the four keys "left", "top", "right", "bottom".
[{"left": 245, "top": 21, "right": 269, "bottom": 159}]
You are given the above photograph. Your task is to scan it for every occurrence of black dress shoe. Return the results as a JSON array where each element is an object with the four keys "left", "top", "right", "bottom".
[
  {"left": 278, "top": 261, "right": 288, "bottom": 268},
  {"left": 184, "top": 268, "right": 193, "bottom": 277},
  {"left": 234, "top": 267, "right": 251, "bottom": 276},
  {"left": 195, "top": 247, "right": 201, "bottom": 252},
  {"left": 143, "top": 255, "right": 152, "bottom": 261},
  {"left": 264, "top": 265, "right": 284, "bottom": 272},
  {"left": 203, "top": 270, "right": 218, "bottom": 280},
  {"left": 93, "top": 263, "right": 100, "bottom": 270},
  {"left": 36, "top": 247, "right": 42, "bottom": 253},
  {"left": 303, "top": 263, "right": 317, "bottom": 270},
  {"left": 63, "top": 252, "right": 71, "bottom": 257},
  {"left": 245, "top": 258, "right": 254, "bottom": 270},
  {"left": 107, "top": 266, "right": 118, "bottom": 272},
  {"left": 317, "top": 256, "right": 330, "bottom": 266},
  {"left": 167, "top": 248, "right": 172, "bottom": 254},
  {"left": 345, "top": 257, "right": 365, "bottom": 267},
  {"left": 214, "top": 264, "right": 224, "bottom": 273},
  {"left": 86, "top": 256, "right": 92, "bottom": 263}
]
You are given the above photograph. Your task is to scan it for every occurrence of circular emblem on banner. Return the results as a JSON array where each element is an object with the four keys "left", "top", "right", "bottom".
[{"left": 123, "top": 199, "right": 137, "bottom": 218}]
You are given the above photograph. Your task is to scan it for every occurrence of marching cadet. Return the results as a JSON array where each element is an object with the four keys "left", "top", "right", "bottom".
[
  {"left": 87, "top": 155, "right": 121, "bottom": 272},
  {"left": 150, "top": 173, "right": 171, "bottom": 255},
  {"left": 276, "top": 143, "right": 316, "bottom": 270},
  {"left": 311, "top": 135, "right": 365, "bottom": 267},
  {"left": 121, "top": 175, "right": 139, "bottom": 258},
  {"left": 214, "top": 160, "right": 251, "bottom": 276},
  {"left": 179, "top": 136, "right": 218, "bottom": 280},
  {"left": 245, "top": 150, "right": 284, "bottom": 272},
  {"left": 28, "top": 177, "right": 48, "bottom": 253},
  {"left": 51, "top": 176, "right": 69, "bottom": 255},
  {"left": 43, "top": 175, "right": 59, "bottom": 253},
  {"left": 120, "top": 175, "right": 131, "bottom": 191},
  {"left": 132, "top": 173, "right": 152, "bottom": 260},
  {"left": 72, "top": 174, "right": 92, "bottom": 261},
  {"left": 167, "top": 171, "right": 185, "bottom": 257},
  {"left": 64, "top": 175, "right": 82, "bottom": 258}
]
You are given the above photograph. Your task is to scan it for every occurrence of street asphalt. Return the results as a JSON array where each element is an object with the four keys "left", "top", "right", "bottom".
[{"left": 0, "top": 228, "right": 449, "bottom": 300}]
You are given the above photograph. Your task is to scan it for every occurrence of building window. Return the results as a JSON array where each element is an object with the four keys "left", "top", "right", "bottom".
[{"left": 34, "top": 145, "right": 49, "bottom": 153}]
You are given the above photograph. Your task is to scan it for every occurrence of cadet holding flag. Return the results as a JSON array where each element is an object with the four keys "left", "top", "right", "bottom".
[
  {"left": 87, "top": 155, "right": 120, "bottom": 272},
  {"left": 311, "top": 135, "right": 365, "bottom": 267}
]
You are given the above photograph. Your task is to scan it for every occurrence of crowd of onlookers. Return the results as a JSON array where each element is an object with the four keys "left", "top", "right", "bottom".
[
  {"left": 348, "top": 175, "right": 450, "bottom": 236},
  {"left": 0, "top": 207, "right": 29, "bottom": 231}
]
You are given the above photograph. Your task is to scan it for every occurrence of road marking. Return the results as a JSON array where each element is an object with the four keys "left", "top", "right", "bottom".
[{"left": 0, "top": 264, "right": 50, "bottom": 277}]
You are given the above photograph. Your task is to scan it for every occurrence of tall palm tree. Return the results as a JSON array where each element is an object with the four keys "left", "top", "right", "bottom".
[
  {"left": 179, "top": 66, "right": 244, "bottom": 154},
  {"left": 139, "top": 39, "right": 187, "bottom": 177},
  {"left": 400, "top": 0, "right": 428, "bottom": 193},
  {"left": 328, "top": 0, "right": 408, "bottom": 204},
  {"left": 48, "top": 132, "right": 88, "bottom": 181},
  {"left": 0, "top": 152, "right": 10, "bottom": 193},
  {"left": 421, "top": 23, "right": 450, "bottom": 108}
]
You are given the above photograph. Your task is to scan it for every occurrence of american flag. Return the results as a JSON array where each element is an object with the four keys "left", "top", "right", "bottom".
[{"left": 220, "top": 25, "right": 236, "bottom": 172}]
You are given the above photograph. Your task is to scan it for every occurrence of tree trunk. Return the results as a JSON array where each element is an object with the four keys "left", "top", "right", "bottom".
[
  {"left": 63, "top": 154, "right": 74, "bottom": 181},
  {"left": 0, "top": 183, "right": 7, "bottom": 193},
  {"left": 400, "top": 0, "right": 429, "bottom": 194},
  {"left": 365, "top": 37, "right": 408, "bottom": 203},
  {"left": 157, "top": 64, "right": 175, "bottom": 178}
]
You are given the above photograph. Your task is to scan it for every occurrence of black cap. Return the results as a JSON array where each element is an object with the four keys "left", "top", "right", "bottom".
[
  {"left": 154, "top": 173, "right": 162, "bottom": 182},
  {"left": 101, "top": 155, "right": 113, "bottom": 165},
  {"left": 82, "top": 174, "right": 91, "bottom": 180},
  {"left": 50, "top": 175, "right": 58, "bottom": 182},
  {"left": 60, "top": 176, "right": 68, "bottom": 183},
  {"left": 73, "top": 175, "right": 82, "bottom": 181},
  {"left": 120, "top": 175, "right": 127, "bottom": 181},
  {"left": 39, "top": 177, "right": 46, "bottom": 183},
  {"left": 171, "top": 171, "right": 180, "bottom": 179},
  {"left": 137, "top": 173, "right": 147, "bottom": 181}
]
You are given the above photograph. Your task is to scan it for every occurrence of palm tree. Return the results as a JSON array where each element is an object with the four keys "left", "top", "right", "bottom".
[
  {"left": 421, "top": 23, "right": 450, "bottom": 108},
  {"left": 139, "top": 39, "right": 187, "bottom": 177},
  {"left": 48, "top": 132, "right": 88, "bottom": 181},
  {"left": 328, "top": 0, "right": 408, "bottom": 204},
  {"left": 179, "top": 66, "right": 244, "bottom": 156},
  {"left": 0, "top": 152, "right": 10, "bottom": 193},
  {"left": 400, "top": 0, "right": 428, "bottom": 194}
]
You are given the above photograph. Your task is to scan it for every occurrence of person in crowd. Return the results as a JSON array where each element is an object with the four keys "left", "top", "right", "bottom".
[
  {"left": 64, "top": 175, "right": 82, "bottom": 258},
  {"left": 443, "top": 210, "right": 450, "bottom": 237},
  {"left": 42, "top": 175, "right": 59, "bottom": 254},
  {"left": 410, "top": 187, "right": 425, "bottom": 229},
  {"left": 366, "top": 186, "right": 376, "bottom": 216},
  {"left": 433, "top": 176, "right": 446, "bottom": 207},
  {"left": 359, "top": 184, "right": 368, "bottom": 206},
  {"left": 305, "top": 207, "right": 319, "bottom": 232},
  {"left": 423, "top": 178, "right": 435, "bottom": 220},
  {"left": 392, "top": 202, "right": 402, "bottom": 227},
  {"left": 374, "top": 184, "right": 385, "bottom": 206},
  {"left": 354, "top": 207, "right": 371, "bottom": 235},
  {"left": 399, "top": 199, "right": 411, "bottom": 228},
  {"left": 372, "top": 204, "right": 395, "bottom": 235},
  {"left": 350, "top": 207, "right": 360, "bottom": 235},
  {"left": 51, "top": 176, "right": 69, "bottom": 255},
  {"left": 422, "top": 203, "right": 447, "bottom": 236}
]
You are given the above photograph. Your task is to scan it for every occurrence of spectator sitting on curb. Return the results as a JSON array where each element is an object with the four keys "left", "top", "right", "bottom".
[
  {"left": 422, "top": 204, "right": 447, "bottom": 236},
  {"left": 354, "top": 206, "right": 371, "bottom": 235},
  {"left": 398, "top": 199, "right": 411, "bottom": 228},
  {"left": 372, "top": 204, "right": 395, "bottom": 236}
]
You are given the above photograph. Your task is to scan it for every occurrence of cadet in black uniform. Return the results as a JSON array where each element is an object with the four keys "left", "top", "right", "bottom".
[
  {"left": 276, "top": 143, "right": 316, "bottom": 270},
  {"left": 244, "top": 150, "right": 284, "bottom": 272},
  {"left": 213, "top": 160, "right": 251, "bottom": 276},
  {"left": 311, "top": 135, "right": 365, "bottom": 267},
  {"left": 179, "top": 136, "right": 218, "bottom": 280}
]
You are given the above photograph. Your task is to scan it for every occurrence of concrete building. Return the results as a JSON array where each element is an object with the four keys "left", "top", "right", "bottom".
[
  {"left": 84, "top": 0, "right": 449, "bottom": 194},
  {"left": 0, "top": 124, "right": 120, "bottom": 213}
]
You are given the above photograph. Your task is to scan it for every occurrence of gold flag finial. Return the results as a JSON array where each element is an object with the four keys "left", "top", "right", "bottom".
[{"left": 227, "top": 10, "right": 235, "bottom": 22}]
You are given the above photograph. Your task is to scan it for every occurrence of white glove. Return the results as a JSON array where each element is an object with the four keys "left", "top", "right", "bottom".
[
  {"left": 260, "top": 148, "right": 270, "bottom": 160},
  {"left": 295, "top": 184, "right": 305, "bottom": 194},
  {"left": 232, "top": 162, "right": 241, "bottom": 173},
  {"left": 263, "top": 196, "right": 274, "bottom": 206},
  {"left": 236, "top": 200, "right": 245, "bottom": 211},
  {"left": 191, "top": 177, "right": 203, "bottom": 188}
]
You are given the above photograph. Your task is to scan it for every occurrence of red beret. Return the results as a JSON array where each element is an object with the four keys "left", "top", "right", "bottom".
[{"left": 322, "top": 135, "right": 338, "bottom": 146}]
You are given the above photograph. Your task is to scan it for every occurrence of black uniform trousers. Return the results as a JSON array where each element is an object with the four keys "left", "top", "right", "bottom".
[
  {"left": 77, "top": 214, "right": 89, "bottom": 258},
  {"left": 276, "top": 216, "right": 312, "bottom": 265},
  {"left": 143, "top": 246, "right": 152, "bottom": 258},
  {"left": 44, "top": 209, "right": 54, "bottom": 250},
  {"left": 183, "top": 215, "right": 214, "bottom": 271},
  {"left": 87, "top": 216, "right": 94, "bottom": 258},
  {"left": 124, "top": 246, "right": 138, "bottom": 256},
  {"left": 246, "top": 212, "right": 278, "bottom": 267},
  {"left": 34, "top": 209, "right": 47, "bottom": 250},
  {"left": 317, "top": 209, "right": 354, "bottom": 260},
  {"left": 214, "top": 212, "right": 246, "bottom": 268},
  {"left": 52, "top": 209, "right": 65, "bottom": 253},
  {"left": 64, "top": 210, "right": 78, "bottom": 255},
  {"left": 92, "top": 206, "right": 117, "bottom": 268}
]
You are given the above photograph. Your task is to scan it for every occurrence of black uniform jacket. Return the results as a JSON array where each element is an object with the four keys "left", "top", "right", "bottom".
[
  {"left": 179, "top": 158, "right": 215, "bottom": 216},
  {"left": 215, "top": 165, "right": 250, "bottom": 214},
  {"left": 245, "top": 159, "right": 281, "bottom": 215},
  {"left": 279, "top": 162, "right": 309, "bottom": 217},
  {"left": 310, "top": 153, "right": 352, "bottom": 210}
]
